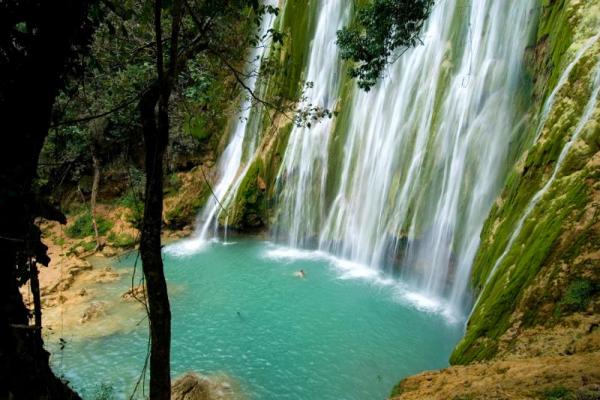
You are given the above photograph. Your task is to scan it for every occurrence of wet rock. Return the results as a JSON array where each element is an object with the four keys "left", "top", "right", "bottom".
[
  {"left": 102, "top": 246, "right": 117, "bottom": 257},
  {"left": 80, "top": 301, "right": 107, "bottom": 323},
  {"left": 171, "top": 373, "right": 211, "bottom": 400},
  {"left": 121, "top": 285, "right": 145, "bottom": 301},
  {"left": 94, "top": 266, "right": 120, "bottom": 283},
  {"left": 171, "top": 372, "right": 238, "bottom": 400}
]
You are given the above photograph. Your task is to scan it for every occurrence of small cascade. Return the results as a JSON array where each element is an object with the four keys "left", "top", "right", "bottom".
[
  {"left": 273, "top": 0, "right": 536, "bottom": 314},
  {"left": 482, "top": 60, "right": 600, "bottom": 292},
  {"left": 533, "top": 32, "right": 600, "bottom": 143},
  {"left": 166, "top": 3, "right": 276, "bottom": 255}
]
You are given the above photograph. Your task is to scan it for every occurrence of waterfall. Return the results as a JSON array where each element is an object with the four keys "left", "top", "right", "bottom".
[
  {"left": 273, "top": 0, "right": 536, "bottom": 315},
  {"left": 272, "top": 0, "right": 350, "bottom": 246},
  {"left": 165, "top": 3, "right": 276, "bottom": 255}
]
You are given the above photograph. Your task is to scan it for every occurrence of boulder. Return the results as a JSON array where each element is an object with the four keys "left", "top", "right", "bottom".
[
  {"left": 171, "top": 372, "right": 239, "bottom": 400},
  {"left": 171, "top": 373, "right": 211, "bottom": 400},
  {"left": 80, "top": 301, "right": 107, "bottom": 323}
]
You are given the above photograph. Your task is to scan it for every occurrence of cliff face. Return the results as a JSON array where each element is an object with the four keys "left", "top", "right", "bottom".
[{"left": 452, "top": 0, "right": 600, "bottom": 364}]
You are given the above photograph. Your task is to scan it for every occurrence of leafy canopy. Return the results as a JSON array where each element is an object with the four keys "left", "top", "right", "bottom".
[{"left": 337, "top": 0, "right": 434, "bottom": 90}]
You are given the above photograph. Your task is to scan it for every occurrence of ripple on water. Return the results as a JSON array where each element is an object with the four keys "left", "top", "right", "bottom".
[{"left": 52, "top": 240, "right": 463, "bottom": 400}]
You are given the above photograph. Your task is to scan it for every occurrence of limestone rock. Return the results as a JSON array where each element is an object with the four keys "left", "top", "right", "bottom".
[
  {"left": 171, "top": 373, "right": 211, "bottom": 400},
  {"left": 171, "top": 372, "right": 239, "bottom": 400},
  {"left": 80, "top": 301, "right": 107, "bottom": 323},
  {"left": 121, "top": 284, "right": 145, "bottom": 302}
]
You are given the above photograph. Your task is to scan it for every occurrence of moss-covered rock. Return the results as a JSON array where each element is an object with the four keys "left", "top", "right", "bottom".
[
  {"left": 451, "top": 0, "right": 600, "bottom": 365},
  {"left": 163, "top": 167, "right": 211, "bottom": 229},
  {"left": 224, "top": 158, "right": 268, "bottom": 230}
]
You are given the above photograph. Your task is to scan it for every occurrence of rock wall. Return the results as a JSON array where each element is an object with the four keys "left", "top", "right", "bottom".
[{"left": 452, "top": 0, "right": 600, "bottom": 365}]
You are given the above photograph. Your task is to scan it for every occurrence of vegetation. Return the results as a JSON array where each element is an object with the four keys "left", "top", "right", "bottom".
[
  {"left": 558, "top": 279, "right": 595, "bottom": 314},
  {"left": 0, "top": 1, "right": 98, "bottom": 398},
  {"left": 337, "top": 0, "right": 434, "bottom": 90},
  {"left": 65, "top": 212, "right": 113, "bottom": 238},
  {"left": 542, "top": 386, "right": 575, "bottom": 400},
  {"left": 451, "top": 0, "right": 600, "bottom": 365}
]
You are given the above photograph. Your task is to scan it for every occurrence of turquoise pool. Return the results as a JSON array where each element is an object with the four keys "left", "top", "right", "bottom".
[{"left": 50, "top": 240, "right": 463, "bottom": 399}]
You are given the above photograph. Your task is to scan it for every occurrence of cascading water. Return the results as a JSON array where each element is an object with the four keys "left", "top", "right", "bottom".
[
  {"left": 166, "top": 4, "right": 276, "bottom": 255},
  {"left": 273, "top": 0, "right": 536, "bottom": 315},
  {"left": 483, "top": 60, "right": 600, "bottom": 292},
  {"left": 272, "top": 0, "right": 349, "bottom": 247},
  {"left": 533, "top": 32, "right": 600, "bottom": 143}
]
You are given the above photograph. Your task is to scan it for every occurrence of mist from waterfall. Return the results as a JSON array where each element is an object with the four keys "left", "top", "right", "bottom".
[{"left": 273, "top": 0, "right": 537, "bottom": 315}]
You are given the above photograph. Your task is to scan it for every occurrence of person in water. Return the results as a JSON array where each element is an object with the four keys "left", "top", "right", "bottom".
[{"left": 294, "top": 269, "right": 305, "bottom": 278}]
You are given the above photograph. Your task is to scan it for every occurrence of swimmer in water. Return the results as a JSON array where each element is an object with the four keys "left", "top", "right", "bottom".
[{"left": 294, "top": 269, "right": 305, "bottom": 278}]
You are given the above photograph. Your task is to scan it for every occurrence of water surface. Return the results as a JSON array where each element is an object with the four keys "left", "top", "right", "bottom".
[{"left": 51, "top": 240, "right": 462, "bottom": 399}]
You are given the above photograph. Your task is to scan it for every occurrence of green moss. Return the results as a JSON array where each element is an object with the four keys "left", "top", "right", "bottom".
[
  {"left": 324, "top": 62, "right": 355, "bottom": 208},
  {"left": 118, "top": 191, "right": 144, "bottom": 228},
  {"left": 226, "top": 158, "right": 267, "bottom": 230},
  {"left": 537, "top": 0, "right": 575, "bottom": 93},
  {"left": 452, "top": 0, "right": 600, "bottom": 365},
  {"left": 452, "top": 174, "right": 589, "bottom": 364},
  {"left": 542, "top": 386, "right": 575, "bottom": 400},
  {"left": 107, "top": 232, "right": 137, "bottom": 249},
  {"left": 260, "top": 0, "right": 318, "bottom": 103},
  {"left": 389, "top": 382, "right": 404, "bottom": 398},
  {"left": 558, "top": 279, "right": 595, "bottom": 314},
  {"left": 67, "top": 239, "right": 97, "bottom": 256},
  {"left": 163, "top": 182, "right": 210, "bottom": 230},
  {"left": 66, "top": 212, "right": 113, "bottom": 239}
]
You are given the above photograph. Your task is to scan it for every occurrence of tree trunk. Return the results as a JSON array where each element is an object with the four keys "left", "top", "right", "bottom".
[
  {"left": 90, "top": 153, "right": 101, "bottom": 250},
  {"left": 29, "top": 261, "right": 42, "bottom": 342},
  {"left": 139, "top": 84, "right": 172, "bottom": 400},
  {"left": 0, "top": 1, "right": 93, "bottom": 398}
]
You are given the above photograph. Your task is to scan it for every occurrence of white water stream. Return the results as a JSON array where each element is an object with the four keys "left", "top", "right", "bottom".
[
  {"left": 483, "top": 61, "right": 600, "bottom": 290},
  {"left": 166, "top": 4, "right": 276, "bottom": 255},
  {"left": 533, "top": 32, "right": 600, "bottom": 143}
]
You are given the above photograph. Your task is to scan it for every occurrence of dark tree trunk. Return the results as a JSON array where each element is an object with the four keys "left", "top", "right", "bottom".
[
  {"left": 0, "top": 1, "right": 95, "bottom": 398},
  {"left": 139, "top": 83, "right": 172, "bottom": 400},
  {"left": 89, "top": 118, "right": 107, "bottom": 251},
  {"left": 91, "top": 153, "right": 102, "bottom": 250}
]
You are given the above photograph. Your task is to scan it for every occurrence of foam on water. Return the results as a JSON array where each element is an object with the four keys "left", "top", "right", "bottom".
[
  {"left": 263, "top": 243, "right": 462, "bottom": 323},
  {"left": 164, "top": 237, "right": 216, "bottom": 257}
]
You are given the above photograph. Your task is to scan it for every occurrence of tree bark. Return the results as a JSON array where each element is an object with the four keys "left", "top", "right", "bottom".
[
  {"left": 137, "top": 1, "right": 185, "bottom": 397},
  {"left": 90, "top": 153, "right": 101, "bottom": 250},
  {"left": 0, "top": 1, "right": 94, "bottom": 398},
  {"left": 139, "top": 83, "right": 172, "bottom": 400}
]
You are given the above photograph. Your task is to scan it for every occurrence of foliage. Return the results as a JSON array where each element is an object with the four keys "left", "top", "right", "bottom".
[
  {"left": 337, "top": 0, "right": 434, "bottom": 90},
  {"left": 65, "top": 212, "right": 113, "bottom": 238},
  {"left": 39, "top": 0, "right": 281, "bottom": 204},
  {"left": 118, "top": 191, "right": 144, "bottom": 229},
  {"left": 542, "top": 386, "right": 575, "bottom": 400},
  {"left": 558, "top": 279, "right": 595, "bottom": 314},
  {"left": 107, "top": 232, "right": 137, "bottom": 248}
]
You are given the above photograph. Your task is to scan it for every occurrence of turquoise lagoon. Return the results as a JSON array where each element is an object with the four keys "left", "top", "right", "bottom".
[{"left": 50, "top": 240, "right": 463, "bottom": 399}]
